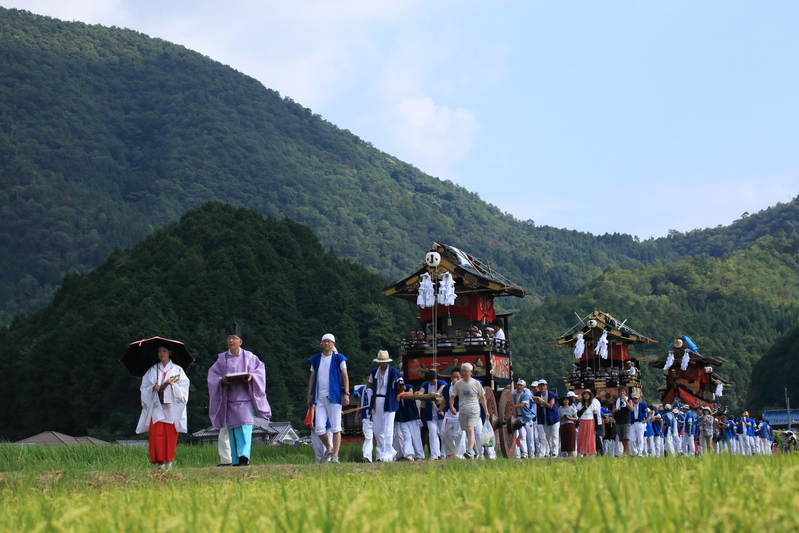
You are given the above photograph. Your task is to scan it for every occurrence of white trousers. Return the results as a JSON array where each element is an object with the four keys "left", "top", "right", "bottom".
[
  {"left": 681, "top": 434, "right": 694, "bottom": 456},
  {"left": 314, "top": 397, "right": 342, "bottom": 435},
  {"left": 760, "top": 439, "right": 771, "bottom": 455},
  {"left": 443, "top": 416, "right": 466, "bottom": 458},
  {"left": 750, "top": 436, "right": 759, "bottom": 455},
  {"left": 518, "top": 421, "right": 535, "bottom": 458},
  {"left": 361, "top": 418, "right": 374, "bottom": 461},
  {"left": 664, "top": 433, "right": 675, "bottom": 456},
  {"left": 544, "top": 423, "right": 560, "bottom": 457},
  {"left": 218, "top": 426, "right": 231, "bottom": 464},
  {"left": 373, "top": 398, "right": 396, "bottom": 462},
  {"left": 536, "top": 424, "right": 549, "bottom": 457},
  {"left": 311, "top": 429, "right": 333, "bottom": 462},
  {"left": 426, "top": 419, "right": 443, "bottom": 459},
  {"left": 652, "top": 435, "right": 663, "bottom": 457},
  {"left": 736, "top": 433, "right": 750, "bottom": 456},
  {"left": 473, "top": 420, "right": 497, "bottom": 459},
  {"left": 399, "top": 420, "right": 424, "bottom": 459},
  {"left": 630, "top": 422, "right": 646, "bottom": 457},
  {"left": 604, "top": 438, "right": 617, "bottom": 457}
]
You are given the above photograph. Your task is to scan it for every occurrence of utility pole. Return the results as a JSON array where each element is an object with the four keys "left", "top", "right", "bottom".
[{"left": 787, "top": 388, "right": 792, "bottom": 431}]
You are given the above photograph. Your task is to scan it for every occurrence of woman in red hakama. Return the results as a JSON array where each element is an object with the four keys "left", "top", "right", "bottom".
[{"left": 136, "top": 345, "right": 190, "bottom": 468}]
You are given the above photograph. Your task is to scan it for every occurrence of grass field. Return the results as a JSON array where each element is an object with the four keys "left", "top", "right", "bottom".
[{"left": 1, "top": 444, "right": 797, "bottom": 532}]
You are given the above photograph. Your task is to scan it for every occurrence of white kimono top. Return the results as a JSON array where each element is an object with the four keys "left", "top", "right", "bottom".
[{"left": 136, "top": 361, "right": 190, "bottom": 434}]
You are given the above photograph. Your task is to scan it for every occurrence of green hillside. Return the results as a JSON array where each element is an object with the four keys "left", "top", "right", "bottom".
[
  {"left": 4, "top": 7, "right": 798, "bottom": 324},
  {"left": 508, "top": 235, "right": 799, "bottom": 411},
  {"left": 748, "top": 318, "right": 799, "bottom": 413},
  {"left": 0, "top": 7, "right": 635, "bottom": 318},
  {"left": 0, "top": 202, "right": 414, "bottom": 441}
]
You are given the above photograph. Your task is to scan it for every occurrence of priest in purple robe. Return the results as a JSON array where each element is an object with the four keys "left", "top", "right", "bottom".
[{"left": 208, "top": 323, "right": 271, "bottom": 466}]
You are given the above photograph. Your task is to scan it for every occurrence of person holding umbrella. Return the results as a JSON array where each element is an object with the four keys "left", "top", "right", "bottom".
[
  {"left": 134, "top": 342, "right": 190, "bottom": 468},
  {"left": 207, "top": 323, "right": 271, "bottom": 466}
]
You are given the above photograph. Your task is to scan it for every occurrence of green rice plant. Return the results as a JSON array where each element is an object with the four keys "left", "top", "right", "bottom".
[{"left": 0, "top": 454, "right": 797, "bottom": 532}]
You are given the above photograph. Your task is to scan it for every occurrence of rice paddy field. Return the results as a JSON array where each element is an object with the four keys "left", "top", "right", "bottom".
[{"left": 1, "top": 444, "right": 798, "bottom": 532}]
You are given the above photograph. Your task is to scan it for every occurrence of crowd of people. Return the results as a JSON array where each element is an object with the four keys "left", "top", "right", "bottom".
[
  {"left": 135, "top": 329, "right": 784, "bottom": 468},
  {"left": 406, "top": 323, "right": 507, "bottom": 349},
  {"left": 514, "top": 381, "right": 779, "bottom": 458}
]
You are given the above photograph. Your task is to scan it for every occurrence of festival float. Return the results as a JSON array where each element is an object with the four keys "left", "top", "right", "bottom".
[
  {"left": 381, "top": 242, "right": 529, "bottom": 457},
  {"left": 552, "top": 308, "right": 657, "bottom": 402},
  {"left": 647, "top": 335, "right": 730, "bottom": 410}
]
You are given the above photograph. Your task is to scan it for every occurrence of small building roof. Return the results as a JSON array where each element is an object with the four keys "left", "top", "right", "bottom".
[
  {"left": 762, "top": 409, "right": 799, "bottom": 428},
  {"left": 192, "top": 419, "right": 298, "bottom": 444},
  {"left": 383, "top": 242, "right": 528, "bottom": 300},
  {"left": 552, "top": 308, "right": 657, "bottom": 348},
  {"left": 17, "top": 431, "right": 109, "bottom": 445}
]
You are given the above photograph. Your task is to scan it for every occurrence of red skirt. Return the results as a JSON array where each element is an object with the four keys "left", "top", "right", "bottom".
[
  {"left": 576, "top": 419, "right": 597, "bottom": 455},
  {"left": 149, "top": 422, "right": 178, "bottom": 464}
]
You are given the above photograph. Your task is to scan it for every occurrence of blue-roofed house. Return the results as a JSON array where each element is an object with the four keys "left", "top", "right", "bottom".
[{"left": 761, "top": 409, "right": 799, "bottom": 429}]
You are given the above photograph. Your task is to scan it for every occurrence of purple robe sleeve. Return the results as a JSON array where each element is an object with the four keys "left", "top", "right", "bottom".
[
  {"left": 247, "top": 355, "right": 272, "bottom": 419},
  {"left": 207, "top": 356, "right": 227, "bottom": 430}
]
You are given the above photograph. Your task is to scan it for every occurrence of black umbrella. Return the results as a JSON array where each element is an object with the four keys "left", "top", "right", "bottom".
[{"left": 120, "top": 336, "right": 195, "bottom": 378}]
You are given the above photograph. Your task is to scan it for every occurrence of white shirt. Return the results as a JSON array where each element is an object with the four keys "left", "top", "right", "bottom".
[
  {"left": 494, "top": 328, "right": 506, "bottom": 341},
  {"left": 577, "top": 398, "right": 602, "bottom": 422},
  {"left": 368, "top": 368, "right": 389, "bottom": 396},
  {"left": 310, "top": 354, "right": 347, "bottom": 398}
]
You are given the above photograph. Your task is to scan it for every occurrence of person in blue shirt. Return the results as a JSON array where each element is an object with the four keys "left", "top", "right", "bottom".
[
  {"left": 512, "top": 379, "right": 536, "bottom": 458},
  {"left": 734, "top": 410, "right": 753, "bottom": 456},
  {"left": 627, "top": 392, "right": 649, "bottom": 457},
  {"left": 307, "top": 333, "right": 350, "bottom": 464},
  {"left": 679, "top": 405, "right": 696, "bottom": 456},
  {"left": 395, "top": 381, "right": 423, "bottom": 461},
  {"left": 368, "top": 350, "right": 402, "bottom": 462},
  {"left": 648, "top": 407, "right": 662, "bottom": 457},
  {"left": 417, "top": 370, "right": 447, "bottom": 460},
  {"left": 661, "top": 405, "right": 677, "bottom": 456},
  {"left": 757, "top": 417, "right": 773, "bottom": 455},
  {"left": 533, "top": 379, "right": 560, "bottom": 457},
  {"left": 355, "top": 372, "right": 374, "bottom": 462}
]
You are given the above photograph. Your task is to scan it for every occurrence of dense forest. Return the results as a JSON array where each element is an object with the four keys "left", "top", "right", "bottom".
[
  {"left": 0, "top": 203, "right": 415, "bottom": 441},
  {"left": 748, "top": 319, "right": 799, "bottom": 413},
  {"left": 2, "top": 7, "right": 798, "bottom": 325},
  {"left": 509, "top": 234, "right": 799, "bottom": 411}
]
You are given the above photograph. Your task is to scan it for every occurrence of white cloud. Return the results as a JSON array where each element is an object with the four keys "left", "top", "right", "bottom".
[{"left": 393, "top": 97, "right": 479, "bottom": 180}]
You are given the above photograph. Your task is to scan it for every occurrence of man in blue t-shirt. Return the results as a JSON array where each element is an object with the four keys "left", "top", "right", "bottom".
[
  {"left": 533, "top": 379, "right": 560, "bottom": 458},
  {"left": 512, "top": 379, "right": 535, "bottom": 458}
]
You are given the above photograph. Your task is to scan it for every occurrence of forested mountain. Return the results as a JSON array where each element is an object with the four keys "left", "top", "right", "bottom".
[
  {"left": 508, "top": 234, "right": 799, "bottom": 411},
  {"left": 0, "top": 202, "right": 414, "bottom": 441},
  {"left": 3, "top": 7, "right": 797, "bottom": 324},
  {"left": 748, "top": 320, "right": 799, "bottom": 413}
]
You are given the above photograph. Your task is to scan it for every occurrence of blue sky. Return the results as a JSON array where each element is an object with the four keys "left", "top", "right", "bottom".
[{"left": 6, "top": 1, "right": 799, "bottom": 238}]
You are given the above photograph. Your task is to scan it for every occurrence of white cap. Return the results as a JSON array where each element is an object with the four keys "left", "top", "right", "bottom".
[
  {"left": 531, "top": 381, "right": 539, "bottom": 387},
  {"left": 516, "top": 379, "right": 526, "bottom": 386},
  {"left": 321, "top": 333, "right": 335, "bottom": 343},
  {"left": 664, "top": 404, "right": 672, "bottom": 410},
  {"left": 566, "top": 391, "right": 578, "bottom": 398},
  {"left": 461, "top": 362, "right": 473, "bottom": 372},
  {"left": 538, "top": 379, "right": 547, "bottom": 385}
]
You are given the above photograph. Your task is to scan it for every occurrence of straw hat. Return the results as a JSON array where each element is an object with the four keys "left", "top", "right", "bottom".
[{"left": 373, "top": 350, "right": 392, "bottom": 363}]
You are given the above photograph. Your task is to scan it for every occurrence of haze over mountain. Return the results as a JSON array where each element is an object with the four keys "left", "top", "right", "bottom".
[{"left": 2, "top": 7, "right": 797, "bottom": 323}]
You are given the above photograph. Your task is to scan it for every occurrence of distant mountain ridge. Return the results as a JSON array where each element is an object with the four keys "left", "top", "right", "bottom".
[
  {"left": 1, "top": 7, "right": 798, "bottom": 322},
  {"left": 509, "top": 234, "right": 799, "bottom": 411}
]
